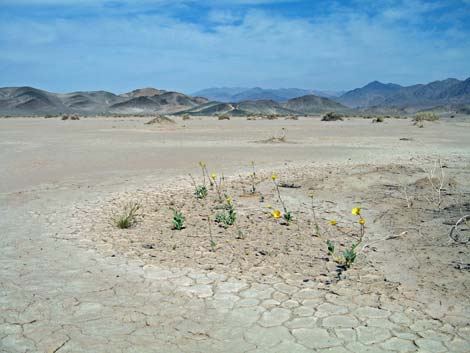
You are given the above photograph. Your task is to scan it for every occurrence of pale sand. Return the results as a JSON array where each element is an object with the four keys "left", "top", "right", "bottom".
[{"left": 1, "top": 116, "right": 469, "bottom": 352}]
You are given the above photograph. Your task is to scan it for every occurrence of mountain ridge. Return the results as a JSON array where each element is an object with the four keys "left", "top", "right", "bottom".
[{"left": 336, "top": 77, "right": 470, "bottom": 109}]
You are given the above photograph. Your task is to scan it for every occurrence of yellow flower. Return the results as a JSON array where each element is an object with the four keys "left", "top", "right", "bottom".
[
  {"left": 271, "top": 174, "right": 277, "bottom": 181},
  {"left": 352, "top": 207, "right": 361, "bottom": 216},
  {"left": 271, "top": 210, "right": 281, "bottom": 218},
  {"left": 249, "top": 172, "right": 254, "bottom": 177},
  {"left": 199, "top": 161, "right": 206, "bottom": 167},
  {"left": 359, "top": 217, "right": 365, "bottom": 225},
  {"left": 309, "top": 193, "right": 314, "bottom": 198},
  {"left": 226, "top": 197, "right": 232, "bottom": 204},
  {"left": 266, "top": 204, "right": 272, "bottom": 209},
  {"left": 211, "top": 173, "right": 217, "bottom": 179},
  {"left": 330, "top": 219, "right": 337, "bottom": 226}
]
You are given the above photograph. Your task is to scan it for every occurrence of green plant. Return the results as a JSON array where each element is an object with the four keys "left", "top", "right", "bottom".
[
  {"left": 283, "top": 211, "right": 293, "bottom": 223},
  {"left": 171, "top": 208, "right": 185, "bottom": 230},
  {"left": 321, "top": 112, "right": 343, "bottom": 121},
  {"left": 309, "top": 193, "right": 320, "bottom": 237},
  {"left": 207, "top": 215, "right": 216, "bottom": 251},
  {"left": 112, "top": 202, "right": 141, "bottom": 229},
  {"left": 218, "top": 114, "right": 230, "bottom": 120},
  {"left": 194, "top": 185, "right": 208, "bottom": 199},
  {"left": 326, "top": 240, "right": 335, "bottom": 256},
  {"left": 215, "top": 197, "right": 237, "bottom": 228},
  {"left": 210, "top": 173, "right": 224, "bottom": 201},
  {"left": 342, "top": 246, "right": 357, "bottom": 268},
  {"left": 271, "top": 174, "right": 293, "bottom": 224},
  {"left": 249, "top": 160, "right": 257, "bottom": 193},
  {"left": 413, "top": 112, "right": 439, "bottom": 122}
]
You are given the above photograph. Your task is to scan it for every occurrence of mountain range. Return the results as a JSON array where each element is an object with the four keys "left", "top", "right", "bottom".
[
  {"left": 0, "top": 77, "right": 469, "bottom": 116},
  {"left": 192, "top": 87, "right": 343, "bottom": 102},
  {"left": 336, "top": 78, "right": 470, "bottom": 110},
  {"left": 0, "top": 87, "right": 207, "bottom": 116}
]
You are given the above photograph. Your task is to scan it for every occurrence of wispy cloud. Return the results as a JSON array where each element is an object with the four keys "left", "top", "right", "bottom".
[{"left": 0, "top": 0, "right": 469, "bottom": 92}]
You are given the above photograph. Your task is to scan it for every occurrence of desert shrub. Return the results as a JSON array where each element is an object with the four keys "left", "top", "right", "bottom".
[
  {"left": 413, "top": 112, "right": 439, "bottom": 122},
  {"left": 145, "top": 115, "right": 175, "bottom": 125},
  {"left": 171, "top": 209, "right": 185, "bottom": 230},
  {"left": 321, "top": 112, "right": 343, "bottom": 121},
  {"left": 61, "top": 114, "right": 80, "bottom": 121},
  {"left": 215, "top": 198, "right": 237, "bottom": 228},
  {"left": 182, "top": 114, "right": 191, "bottom": 120},
  {"left": 111, "top": 202, "right": 141, "bottom": 229},
  {"left": 218, "top": 114, "right": 230, "bottom": 120},
  {"left": 265, "top": 114, "right": 279, "bottom": 120},
  {"left": 285, "top": 115, "right": 298, "bottom": 120},
  {"left": 372, "top": 116, "right": 384, "bottom": 123}
]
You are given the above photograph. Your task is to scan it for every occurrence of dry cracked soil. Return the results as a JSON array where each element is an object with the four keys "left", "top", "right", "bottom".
[{"left": 1, "top": 116, "right": 469, "bottom": 353}]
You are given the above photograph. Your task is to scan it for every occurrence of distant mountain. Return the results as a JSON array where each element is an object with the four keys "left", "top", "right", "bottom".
[
  {"left": 192, "top": 87, "right": 340, "bottom": 102},
  {"left": 337, "top": 81, "right": 402, "bottom": 108},
  {"left": 337, "top": 78, "right": 470, "bottom": 110},
  {"left": 191, "top": 87, "right": 249, "bottom": 102},
  {"left": 180, "top": 94, "right": 348, "bottom": 116},
  {"left": 120, "top": 87, "right": 167, "bottom": 98},
  {"left": 282, "top": 95, "right": 350, "bottom": 114},
  {"left": 0, "top": 87, "right": 208, "bottom": 115}
]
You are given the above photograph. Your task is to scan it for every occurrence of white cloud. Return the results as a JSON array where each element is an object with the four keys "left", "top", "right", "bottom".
[{"left": 0, "top": 1, "right": 469, "bottom": 92}]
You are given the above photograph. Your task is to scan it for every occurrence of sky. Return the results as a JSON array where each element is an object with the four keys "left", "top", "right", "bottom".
[{"left": 0, "top": 0, "right": 469, "bottom": 94}]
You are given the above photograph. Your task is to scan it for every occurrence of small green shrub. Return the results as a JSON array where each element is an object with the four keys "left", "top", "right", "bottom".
[
  {"left": 321, "top": 112, "right": 343, "bottom": 121},
  {"left": 326, "top": 240, "right": 335, "bottom": 256},
  {"left": 215, "top": 198, "right": 237, "bottom": 228},
  {"left": 112, "top": 202, "right": 141, "bottom": 229},
  {"left": 372, "top": 116, "right": 384, "bottom": 123},
  {"left": 171, "top": 208, "right": 185, "bottom": 230},
  {"left": 218, "top": 114, "right": 230, "bottom": 120},
  {"left": 194, "top": 185, "right": 208, "bottom": 199},
  {"left": 342, "top": 246, "right": 357, "bottom": 268},
  {"left": 413, "top": 112, "right": 439, "bottom": 122}
]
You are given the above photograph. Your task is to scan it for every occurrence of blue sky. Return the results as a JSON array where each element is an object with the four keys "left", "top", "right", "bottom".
[{"left": 1, "top": 0, "right": 469, "bottom": 93}]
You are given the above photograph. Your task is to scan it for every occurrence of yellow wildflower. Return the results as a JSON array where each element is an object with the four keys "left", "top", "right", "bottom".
[
  {"left": 199, "top": 161, "right": 206, "bottom": 167},
  {"left": 271, "top": 174, "right": 277, "bottom": 181},
  {"left": 249, "top": 172, "right": 254, "bottom": 177},
  {"left": 226, "top": 197, "right": 232, "bottom": 204},
  {"left": 330, "top": 219, "right": 337, "bottom": 226},
  {"left": 359, "top": 217, "right": 365, "bottom": 225},
  {"left": 271, "top": 210, "right": 281, "bottom": 218},
  {"left": 352, "top": 207, "right": 361, "bottom": 216},
  {"left": 309, "top": 193, "right": 314, "bottom": 198},
  {"left": 211, "top": 173, "right": 217, "bottom": 180}
]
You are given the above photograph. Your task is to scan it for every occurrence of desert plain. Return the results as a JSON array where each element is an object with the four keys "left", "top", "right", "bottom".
[{"left": 1, "top": 115, "right": 470, "bottom": 353}]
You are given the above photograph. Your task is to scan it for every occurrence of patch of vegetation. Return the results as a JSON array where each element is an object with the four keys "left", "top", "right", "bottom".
[
  {"left": 372, "top": 116, "right": 384, "bottom": 123},
  {"left": 215, "top": 197, "right": 237, "bottom": 228},
  {"left": 111, "top": 202, "right": 141, "bottom": 229},
  {"left": 321, "top": 112, "right": 343, "bottom": 121},
  {"left": 145, "top": 115, "right": 175, "bottom": 125},
  {"left": 413, "top": 112, "right": 439, "bottom": 123},
  {"left": 218, "top": 114, "right": 230, "bottom": 120},
  {"left": 171, "top": 208, "right": 185, "bottom": 230}
]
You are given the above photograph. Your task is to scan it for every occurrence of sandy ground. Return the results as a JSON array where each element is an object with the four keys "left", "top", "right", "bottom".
[{"left": 1, "top": 116, "right": 470, "bottom": 353}]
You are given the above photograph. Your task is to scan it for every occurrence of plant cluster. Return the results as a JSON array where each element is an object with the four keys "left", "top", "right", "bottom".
[
  {"left": 111, "top": 202, "right": 141, "bottom": 229},
  {"left": 324, "top": 206, "right": 365, "bottom": 268},
  {"left": 215, "top": 197, "right": 237, "bottom": 228},
  {"left": 271, "top": 174, "right": 293, "bottom": 224},
  {"left": 171, "top": 208, "right": 185, "bottom": 230}
]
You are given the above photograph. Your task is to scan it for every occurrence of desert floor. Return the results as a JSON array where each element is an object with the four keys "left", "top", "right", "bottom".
[{"left": 1, "top": 116, "right": 469, "bottom": 353}]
